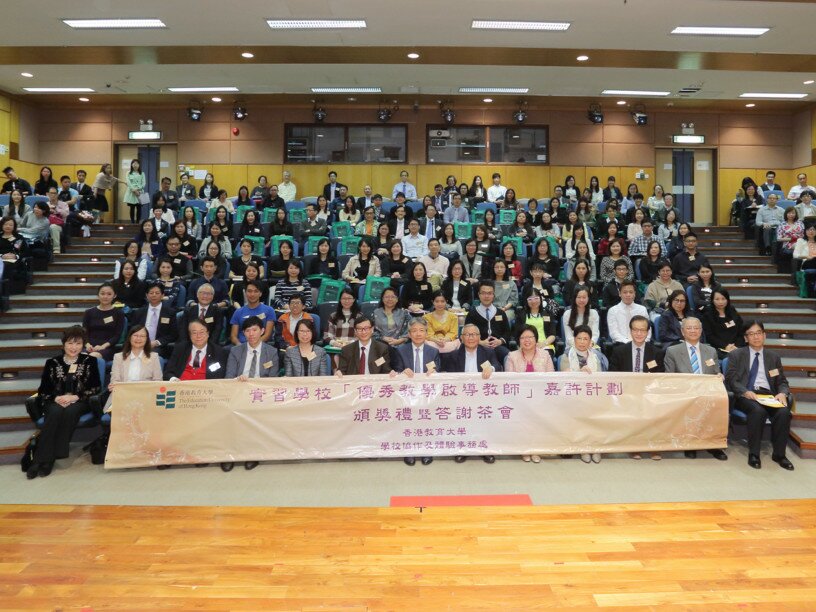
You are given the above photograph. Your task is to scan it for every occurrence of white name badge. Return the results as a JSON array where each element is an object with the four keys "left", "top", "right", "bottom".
[
  {"left": 183, "top": 241, "right": 190, "bottom": 246},
  {"left": 460, "top": 281, "right": 468, "bottom": 287},
  {"left": 495, "top": 314, "right": 503, "bottom": 321},
  {"left": 769, "top": 368, "right": 780, "bottom": 377},
  {"left": 421, "top": 284, "right": 429, "bottom": 291},
  {"left": 262, "top": 360, "right": 273, "bottom": 369},
  {"left": 173, "top": 258, "right": 181, "bottom": 264},
  {"left": 160, "top": 317, "right": 170, "bottom": 324},
  {"left": 646, "top": 360, "right": 658, "bottom": 369},
  {"left": 305, "top": 352, "right": 316, "bottom": 362},
  {"left": 328, "top": 262, "right": 335, "bottom": 268},
  {"left": 204, "top": 317, "right": 214, "bottom": 323},
  {"left": 68, "top": 363, "right": 78, "bottom": 374},
  {"left": 480, "top": 361, "right": 492, "bottom": 371},
  {"left": 297, "top": 286, "right": 304, "bottom": 292},
  {"left": 103, "top": 316, "right": 114, "bottom": 324},
  {"left": 208, "top": 362, "right": 221, "bottom": 372},
  {"left": 257, "top": 313, "right": 266, "bottom": 320},
  {"left": 725, "top": 320, "right": 735, "bottom": 328},
  {"left": 374, "top": 356, "right": 386, "bottom": 367},
  {"left": 705, "top": 359, "right": 715, "bottom": 367}
]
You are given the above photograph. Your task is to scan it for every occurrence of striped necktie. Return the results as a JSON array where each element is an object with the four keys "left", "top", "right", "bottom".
[{"left": 689, "top": 345, "right": 701, "bottom": 374}]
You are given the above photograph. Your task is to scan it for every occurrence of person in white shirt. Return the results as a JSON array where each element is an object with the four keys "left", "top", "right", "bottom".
[
  {"left": 787, "top": 173, "right": 816, "bottom": 201},
  {"left": 277, "top": 170, "right": 297, "bottom": 203},
  {"left": 419, "top": 238, "right": 450, "bottom": 289},
  {"left": 392, "top": 170, "right": 417, "bottom": 200},
  {"left": 402, "top": 219, "right": 429, "bottom": 258},
  {"left": 607, "top": 281, "right": 650, "bottom": 344},
  {"left": 442, "top": 193, "right": 470, "bottom": 223},
  {"left": 487, "top": 172, "right": 507, "bottom": 203}
]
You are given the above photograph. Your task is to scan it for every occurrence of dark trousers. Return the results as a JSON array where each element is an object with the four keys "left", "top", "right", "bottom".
[
  {"left": 736, "top": 396, "right": 792, "bottom": 457},
  {"left": 34, "top": 400, "right": 91, "bottom": 463},
  {"left": 127, "top": 203, "right": 141, "bottom": 223}
]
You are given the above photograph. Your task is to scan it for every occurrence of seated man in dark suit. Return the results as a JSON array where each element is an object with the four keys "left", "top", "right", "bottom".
[
  {"left": 322, "top": 170, "right": 346, "bottom": 203},
  {"left": 164, "top": 320, "right": 228, "bottom": 381},
  {"left": 151, "top": 176, "right": 179, "bottom": 211},
  {"left": 671, "top": 232, "right": 710, "bottom": 286},
  {"left": 131, "top": 282, "right": 178, "bottom": 359},
  {"left": 664, "top": 316, "right": 728, "bottom": 461},
  {"left": 178, "top": 283, "right": 224, "bottom": 344},
  {"left": 299, "top": 203, "right": 328, "bottom": 251},
  {"left": 464, "top": 280, "right": 511, "bottom": 364},
  {"left": 419, "top": 203, "right": 443, "bottom": 241},
  {"left": 441, "top": 323, "right": 501, "bottom": 464},
  {"left": 335, "top": 315, "right": 393, "bottom": 377},
  {"left": 393, "top": 318, "right": 442, "bottom": 466},
  {"left": 725, "top": 320, "right": 794, "bottom": 471},
  {"left": 387, "top": 205, "right": 411, "bottom": 239},
  {"left": 609, "top": 315, "right": 664, "bottom": 374},
  {"left": 222, "top": 315, "right": 280, "bottom": 473}
]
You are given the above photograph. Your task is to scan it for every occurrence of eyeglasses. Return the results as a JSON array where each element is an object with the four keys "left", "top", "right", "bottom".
[
  {"left": 355, "top": 326, "right": 373, "bottom": 332},
  {"left": 462, "top": 332, "right": 480, "bottom": 337},
  {"left": 745, "top": 330, "right": 765, "bottom": 337}
]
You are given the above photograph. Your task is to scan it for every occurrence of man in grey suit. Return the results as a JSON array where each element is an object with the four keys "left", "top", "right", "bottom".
[
  {"left": 664, "top": 316, "right": 728, "bottom": 461},
  {"left": 223, "top": 316, "right": 279, "bottom": 473},
  {"left": 393, "top": 318, "right": 442, "bottom": 466},
  {"left": 725, "top": 320, "right": 793, "bottom": 471}
]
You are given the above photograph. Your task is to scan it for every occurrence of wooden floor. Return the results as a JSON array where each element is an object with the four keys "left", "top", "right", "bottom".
[{"left": 1, "top": 500, "right": 816, "bottom": 610}]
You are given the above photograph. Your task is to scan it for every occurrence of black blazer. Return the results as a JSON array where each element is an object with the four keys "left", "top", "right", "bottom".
[
  {"left": 603, "top": 186, "right": 624, "bottom": 202},
  {"left": 419, "top": 217, "right": 444, "bottom": 239},
  {"left": 625, "top": 205, "right": 652, "bottom": 225},
  {"left": 388, "top": 219, "right": 411, "bottom": 239},
  {"left": 441, "top": 278, "right": 474, "bottom": 309},
  {"left": 176, "top": 184, "right": 197, "bottom": 200},
  {"left": 609, "top": 342, "right": 665, "bottom": 373},
  {"left": 441, "top": 345, "right": 502, "bottom": 373},
  {"left": 323, "top": 182, "right": 347, "bottom": 202},
  {"left": 70, "top": 181, "right": 95, "bottom": 209},
  {"left": 337, "top": 339, "right": 391, "bottom": 375},
  {"left": 131, "top": 304, "right": 178, "bottom": 356},
  {"left": 178, "top": 303, "right": 224, "bottom": 344},
  {"left": 725, "top": 346, "right": 790, "bottom": 397},
  {"left": 164, "top": 341, "right": 228, "bottom": 380}
]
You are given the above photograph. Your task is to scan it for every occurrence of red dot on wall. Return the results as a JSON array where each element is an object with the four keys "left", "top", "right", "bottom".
[{"left": 232, "top": 127, "right": 240, "bottom": 136}]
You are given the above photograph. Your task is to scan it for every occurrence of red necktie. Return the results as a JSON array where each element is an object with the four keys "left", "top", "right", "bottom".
[{"left": 359, "top": 346, "right": 366, "bottom": 375}]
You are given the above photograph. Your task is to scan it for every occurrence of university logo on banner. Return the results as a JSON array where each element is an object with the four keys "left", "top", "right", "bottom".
[{"left": 155, "top": 387, "right": 176, "bottom": 409}]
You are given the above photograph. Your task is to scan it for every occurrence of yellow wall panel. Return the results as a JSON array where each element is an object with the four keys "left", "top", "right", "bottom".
[
  {"left": 504, "top": 166, "right": 549, "bottom": 200},
  {"left": 549, "top": 167, "right": 586, "bottom": 193},
  {"left": 246, "top": 165, "right": 283, "bottom": 189},
  {"left": 621, "top": 167, "right": 657, "bottom": 198},
  {"left": 416, "top": 164, "right": 461, "bottom": 199},
  {"left": 335, "top": 166, "right": 373, "bottom": 196},
  {"left": 206, "top": 164, "right": 249, "bottom": 196},
  {"left": 370, "top": 165, "right": 416, "bottom": 197},
  {"left": 717, "top": 168, "right": 754, "bottom": 225}
]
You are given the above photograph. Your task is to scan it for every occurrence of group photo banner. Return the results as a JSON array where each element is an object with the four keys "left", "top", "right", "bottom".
[{"left": 105, "top": 373, "right": 729, "bottom": 469}]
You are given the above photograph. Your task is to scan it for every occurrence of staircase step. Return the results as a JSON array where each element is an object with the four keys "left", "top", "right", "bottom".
[
  {"left": 68, "top": 244, "right": 123, "bottom": 252},
  {"left": 0, "top": 379, "right": 39, "bottom": 398},
  {"left": 718, "top": 273, "right": 789, "bottom": 281},
  {"left": 0, "top": 323, "right": 80, "bottom": 336},
  {"left": 27, "top": 282, "right": 103, "bottom": 294},
  {"left": 0, "top": 358, "right": 46, "bottom": 374},
  {"left": 11, "top": 296, "right": 97, "bottom": 307},
  {"left": 794, "top": 401, "right": 816, "bottom": 417},
  {"left": 730, "top": 295, "right": 813, "bottom": 306},
  {"left": 765, "top": 323, "right": 816, "bottom": 337},
  {"left": 0, "top": 429, "right": 35, "bottom": 456},
  {"left": 34, "top": 271, "right": 111, "bottom": 280},
  {"left": 790, "top": 427, "right": 816, "bottom": 452},
  {"left": 0, "top": 308, "right": 85, "bottom": 322},
  {"left": 0, "top": 338, "right": 61, "bottom": 355},
  {"left": 725, "top": 284, "right": 796, "bottom": 296},
  {"left": 779, "top": 358, "right": 816, "bottom": 373},
  {"left": 0, "top": 403, "right": 30, "bottom": 421}
]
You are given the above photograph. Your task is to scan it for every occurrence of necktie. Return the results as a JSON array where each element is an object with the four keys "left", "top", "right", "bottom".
[
  {"left": 199, "top": 307, "right": 206, "bottom": 321},
  {"left": 414, "top": 347, "right": 421, "bottom": 373},
  {"left": 148, "top": 308, "right": 159, "bottom": 341},
  {"left": 748, "top": 352, "right": 760, "bottom": 390},
  {"left": 359, "top": 346, "right": 366, "bottom": 375},
  {"left": 689, "top": 345, "right": 700, "bottom": 374},
  {"left": 635, "top": 347, "right": 642, "bottom": 373},
  {"left": 249, "top": 349, "right": 258, "bottom": 378},
  {"left": 193, "top": 350, "right": 201, "bottom": 369}
]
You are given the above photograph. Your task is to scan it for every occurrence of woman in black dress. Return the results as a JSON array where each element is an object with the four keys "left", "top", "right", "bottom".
[
  {"left": 111, "top": 260, "right": 146, "bottom": 310},
  {"left": 82, "top": 282, "right": 125, "bottom": 362},
  {"left": 26, "top": 325, "right": 102, "bottom": 479}
]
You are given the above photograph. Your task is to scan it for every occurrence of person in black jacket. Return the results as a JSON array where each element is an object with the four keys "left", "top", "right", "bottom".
[
  {"left": 130, "top": 282, "right": 178, "bottom": 358},
  {"left": 178, "top": 283, "right": 225, "bottom": 343},
  {"left": 702, "top": 288, "right": 745, "bottom": 360},
  {"left": 602, "top": 176, "right": 624, "bottom": 202},
  {"left": 464, "top": 280, "right": 510, "bottom": 363},
  {"left": 164, "top": 320, "right": 228, "bottom": 380},
  {"left": 609, "top": 315, "right": 664, "bottom": 373},
  {"left": 322, "top": 170, "right": 346, "bottom": 203},
  {"left": 111, "top": 260, "right": 146, "bottom": 310}
]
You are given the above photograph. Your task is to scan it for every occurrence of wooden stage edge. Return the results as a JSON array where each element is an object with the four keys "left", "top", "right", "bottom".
[{"left": 1, "top": 499, "right": 816, "bottom": 610}]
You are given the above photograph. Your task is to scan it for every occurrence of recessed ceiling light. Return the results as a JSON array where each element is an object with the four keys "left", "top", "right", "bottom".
[
  {"left": 671, "top": 26, "right": 768, "bottom": 37},
  {"left": 62, "top": 18, "right": 166, "bottom": 29},
  {"left": 241, "top": 52, "right": 254, "bottom": 59},
  {"left": 471, "top": 20, "right": 570, "bottom": 31},
  {"left": 78, "top": 97, "right": 89, "bottom": 102},
  {"left": 407, "top": 52, "right": 420, "bottom": 60},
  {"left": 311, "top": 87, "right": 381, "bottom": 93},
  {"left": 347, "top": 97, "right": 357, "bottom": 101},
  {"left": 739, "top": 92, "right": 807, "bottom": 99},
  {"left": 211, "top": 97, "right": 221, "bottom": 102},
  {"left": 601, "top": 89, "right": 671, "bottom": 96},
  {"left": 745, "top": 103, "right": 756, "bottom": 108},
  {"left": 23, "top": 87, "right": 94, "bottom": 93},
  {"left": 804, "top": 80, "right": 815, "bottom": 85},
  {"left": 20, "top": 72, "right": 33, "bottom": 78},
  {"left": 168, "top": 87, "right": 239, "bottom": 93},
  {"left": 483, "top": 98, "right": 493, "bottom": 103},
  {"left": 576, "top": 55, "right": 589, "bottom": 62},
  {"left": 266, "top": 19, "right": 366, "bottom": 29},
  {"left": 616, "top": 100, "right": 627, "bottom": 105},
  {"left": 459, "top": 87, "right": 529, "bottom": 94}
]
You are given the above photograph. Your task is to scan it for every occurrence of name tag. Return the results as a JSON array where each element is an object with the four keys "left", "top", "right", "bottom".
[
  {"left": 173, "top": 258, "right": 181, "bottom": 264},
  {"left": 208, "top": 362, "right": 221, "bottom": 372},
  {"left": 421, "top": 284, "right": 429, "bottom": 291},
  {"left": 263, "top": 360, "right": 273, "bottom": 369},
  {"left": 257, "top": 312, "right": 266, "bottom": 320},
  {"left": 183, "top": 241, "right": 190, "bottom": 246},
  {"left": 460, "top": 280, "right": 468, "bottom": 287},
  {"left": 495, "top": 314, "right": 503, "bottom": 321},
  {"left": 688, "top": 255, "right": 696, "bottom": 261},
  {"left": 160, "top": 317, "right": 170, "bottom": 324},
  {"left": 204, "top": 317, "right": 214, "bottom": 323},
  {"left": 68, "top": 363, "right": 78, "bottom": 374},
  {"left": 328, "top": 262, "right": 335, "bottom": 268},
  {"left": 647, "top": 360, "right": 658, "bottom": 369},
  {"left": 305, "top": 352, "right": 316, "bottom": 362},
  {"left": 769, "top": 368, "right": 780, "bottom": 377},
  {"left": 475, "top": 256, "right": 482, "bottom": 265},
  {"left": 426, "top": 362, "right": 436, "bottom": 373},
  {"left": 724, "top": 320, "right": 735, "bottom": 328},
  {"left": 374, "top": 356, "right": 386, "bottom": 367},
  {"left": 542, "top": 316, "right": 550, "bottom": 322},
  {"left": 297, "top": 286, "right": 304, "bottom": 291},
  {"left": 705, "top": 358, "right": 715, "bottom": 367},
  {"left": 103, "top": 316, "right": 114, "bottom": 324},
  {"left": 480, "top": 361, "right": 492, "bottom": 371},
  {"left": 541, "top": 289, "right": 550, "bottom": 297}
]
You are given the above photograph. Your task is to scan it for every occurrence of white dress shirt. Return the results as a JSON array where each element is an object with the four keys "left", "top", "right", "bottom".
[
  {"left": 787, "top": 184, "right": 816, "bottom": 200},
  {"left": 749, "top": 349, "right": 770, "bottom": 390},
  {"left": 392, "top": 182, "right": 417, "bottom": 200},
  {"left": 607, "top": 302, "right": 649, "bottom": 344},
  {"left": 410, "top": 343, "right": 425, "bottom": 373},
  {"left": 487, "top": 184, "right": 507, "bottom": 203},
  {"left": 402, "top": 233, "right": 429, "bottom": 258},
  {"left": 127, "top": 351, "right": 143, "bottom": 381},
  {"left": 146, "top": 304, "right": 161, "bottom": 342},
  {"left": 464, "top": 348, "right": 479, "bottom": 373},
  {"left": 419, "top": 254, "right": 449, "bottom": 279},
  {"left": 358, "top": 340, "right": 372, "bottom": 375},
  {"left": 242, "top": 344, "right": 262, "bottom": 378},
  {"left": 684, "top": 342, "right": 703, "bottom": 374},
  {"left": 277, "top": 181, "right": 297, "bottom": 203}
]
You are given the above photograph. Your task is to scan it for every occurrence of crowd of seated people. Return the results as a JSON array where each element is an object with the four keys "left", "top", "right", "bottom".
[{"left": 20, "top": 169, "right": 802, "bottom": 477}]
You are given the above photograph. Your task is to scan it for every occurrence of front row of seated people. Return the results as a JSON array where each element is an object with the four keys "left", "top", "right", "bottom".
[{"left": 26, "top": 307, "right": 794, "bottom": 479}]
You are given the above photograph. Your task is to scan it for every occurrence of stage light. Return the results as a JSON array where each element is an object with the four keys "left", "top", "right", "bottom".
[
  {"left": 187, "top": 107, "right": 202, "bottom": 121},
  {"left": 313, "top": 106, "right": 327, "bottom": 122},
  {"left": 587, "top": 104, "right": 603, "bottom": 124},
  {"left": 232, "top": 105, "right": 248, "bottom": 121},
  {"left": 632, "top": 111, "right": 648, "bottom": 126},
  {"left": 377, "top": 108, "right": 392, "bottom": 122}
]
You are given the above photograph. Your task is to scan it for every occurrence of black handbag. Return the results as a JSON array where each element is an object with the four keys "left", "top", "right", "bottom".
[
  {"left": 20, "top": 433, "right": 38, "bottom": 472},
  {"left": 85, "top": 434, "right": 109, "bottom": 465}
]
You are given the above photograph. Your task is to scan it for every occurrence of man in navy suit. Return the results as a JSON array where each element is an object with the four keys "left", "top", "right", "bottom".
[
  {"left": 441, "top": 323, "right": 501, "bottom": 464},
  {"left": 394, "top": 318, "right": 442, "bottom": 467}
]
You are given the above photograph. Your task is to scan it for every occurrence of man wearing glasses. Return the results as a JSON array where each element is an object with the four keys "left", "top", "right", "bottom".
[
  {"left": 664, "top": 317, "right": 728, "bottom": 461},
  {"left": 335, "top": 315, "right": 392, "bottom": 377},
  {"left": 725, "top": 321, "right": 793, "bottom": 471}
]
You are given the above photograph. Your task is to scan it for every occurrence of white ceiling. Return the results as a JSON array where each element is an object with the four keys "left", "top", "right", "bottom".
[{"left": 3, "top": 0, "right": 816, "bottom": 105}]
